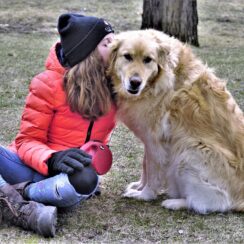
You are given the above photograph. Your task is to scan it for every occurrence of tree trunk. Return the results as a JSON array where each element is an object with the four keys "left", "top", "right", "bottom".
[{"left": 141, "top": 0, "right": 199, "bottom": 47}]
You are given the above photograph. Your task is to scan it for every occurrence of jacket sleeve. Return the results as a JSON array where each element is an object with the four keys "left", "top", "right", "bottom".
[{"left": 15, "top": 71, "right": 60, "bottom": 175}]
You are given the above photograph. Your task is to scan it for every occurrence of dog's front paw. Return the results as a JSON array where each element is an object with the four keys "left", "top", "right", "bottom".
[
  {"left": 161, "top": 199, "right": 187, "bottom": 210},
  {"left": 126, "top": 181, "right": 143, "bottom": 191},
  {"left": 123, "top": 185, "right": 157, "bottom": 201}
]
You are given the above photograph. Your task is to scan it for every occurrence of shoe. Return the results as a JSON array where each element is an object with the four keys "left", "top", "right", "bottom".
[{"left": 0, "top": 183, "right": 57, "bottom": 237}]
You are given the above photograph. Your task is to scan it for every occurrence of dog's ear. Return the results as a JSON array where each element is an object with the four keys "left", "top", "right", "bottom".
[
  {"left": 157, "top": 45, "right": 170, "bottom": 70},
  {"left": 108, "top": 38, "right": 121, "bottom": 67},
  {"left": 151, "top": 30, "right": 180, "bottom": 70},
  {"left": 107, "top": 37, "right": 122, "bottom": 77}
]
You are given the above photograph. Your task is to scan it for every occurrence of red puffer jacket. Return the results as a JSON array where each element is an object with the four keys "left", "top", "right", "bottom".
[{"left": 9, "top": 43, "right": 116, "bottom": 176}]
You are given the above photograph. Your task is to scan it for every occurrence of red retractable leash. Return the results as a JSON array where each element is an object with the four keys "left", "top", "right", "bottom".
[{"left": 81, "top": 141, "right": 113, "bottom": 175}]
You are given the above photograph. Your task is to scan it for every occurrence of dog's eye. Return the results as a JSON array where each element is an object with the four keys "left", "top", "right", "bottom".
[
  {"left": 143, "top": 57, "right": 152, "bottom": 64},
  {"left": 124, "top": 54, "right": 133, "bottom": 61}
]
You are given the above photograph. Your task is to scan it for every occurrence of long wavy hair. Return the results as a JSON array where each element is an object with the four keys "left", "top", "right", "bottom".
[{"left": 63, "top": 49, "right": 113, "bottom": 120}]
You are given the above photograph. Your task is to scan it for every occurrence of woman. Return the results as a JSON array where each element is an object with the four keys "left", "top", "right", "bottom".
[{"left": 0, "top": 13, "right": 116, "bottom": 237}]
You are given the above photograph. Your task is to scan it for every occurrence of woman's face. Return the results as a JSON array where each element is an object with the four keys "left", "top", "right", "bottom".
[{"left": 97, "top": 33, "right": 115, "bottom": 65}]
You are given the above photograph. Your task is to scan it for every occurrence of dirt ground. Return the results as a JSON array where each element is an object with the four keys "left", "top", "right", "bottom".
[{"left": 0, "top": 0, "right": 243, "bottom": 243}]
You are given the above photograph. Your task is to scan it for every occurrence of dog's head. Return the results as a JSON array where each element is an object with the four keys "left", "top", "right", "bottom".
[{"left": 108, "top": 29, "right": 180, "bottom": 98}]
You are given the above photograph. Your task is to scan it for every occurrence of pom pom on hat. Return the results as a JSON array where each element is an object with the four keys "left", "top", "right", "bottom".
[{"left": 57, "top": 13, "right": 114, "bottom": 67}]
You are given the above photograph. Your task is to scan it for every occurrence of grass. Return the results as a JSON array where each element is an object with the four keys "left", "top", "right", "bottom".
[{"left": 0, "top": 0, "right": 243, "bottom": 243}]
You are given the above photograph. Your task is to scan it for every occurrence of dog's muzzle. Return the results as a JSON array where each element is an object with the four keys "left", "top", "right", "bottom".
[{"left": 128, "top": 75, "right": 142, "bottom": 94}]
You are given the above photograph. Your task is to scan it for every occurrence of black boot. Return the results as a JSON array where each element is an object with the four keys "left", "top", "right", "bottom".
[{"left": 0, "top": 182, "right": 57, "bottom": 237}]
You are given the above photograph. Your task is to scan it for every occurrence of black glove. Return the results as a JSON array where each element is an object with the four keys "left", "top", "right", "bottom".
[{"left": 48, "top": 148, "right": 92, "bottom": 175}]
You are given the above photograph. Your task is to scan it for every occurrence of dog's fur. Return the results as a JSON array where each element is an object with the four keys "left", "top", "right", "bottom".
[{"left": 108, "top": 29, "right": 244, "bottom": 214}]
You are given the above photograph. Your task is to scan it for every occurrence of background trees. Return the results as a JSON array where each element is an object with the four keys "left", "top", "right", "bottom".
[{"left": 141, "top": 0, "right": 199, "bottom": 46}]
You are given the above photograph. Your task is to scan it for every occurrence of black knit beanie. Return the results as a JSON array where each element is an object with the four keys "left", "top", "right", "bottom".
[{"left": 57, "top": 13, "right": 114, "bottom": 67}]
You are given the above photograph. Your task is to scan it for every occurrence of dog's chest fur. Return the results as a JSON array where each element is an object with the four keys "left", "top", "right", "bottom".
[{"left": 116, "top": 95, "right": 171, "bottom": 145}]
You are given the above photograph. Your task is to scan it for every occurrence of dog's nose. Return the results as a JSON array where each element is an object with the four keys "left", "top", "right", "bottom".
[{"left": 129, "top": 75, "right": 142, "bottom": 90}]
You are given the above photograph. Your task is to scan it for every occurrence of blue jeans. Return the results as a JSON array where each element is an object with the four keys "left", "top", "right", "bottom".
[
  {"left": 0, "top": 146, "right": 93, "bottom": 207},
  {"left": 0, "top": 146, "right": 46, "bottom": 184}
]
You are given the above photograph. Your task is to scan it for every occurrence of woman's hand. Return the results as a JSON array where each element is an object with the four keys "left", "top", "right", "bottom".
[{"left": 48, "top": 148, "right": 92, "bottom": 175}]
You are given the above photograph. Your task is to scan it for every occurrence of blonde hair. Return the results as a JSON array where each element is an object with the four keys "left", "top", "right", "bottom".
[{"left": 63, "top": 49, "right": 113, "bottom": 120}]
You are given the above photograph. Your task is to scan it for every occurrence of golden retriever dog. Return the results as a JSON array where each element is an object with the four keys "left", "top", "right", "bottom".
[{"left": 108, "top": 29, "right": 244, "bottom": 214}]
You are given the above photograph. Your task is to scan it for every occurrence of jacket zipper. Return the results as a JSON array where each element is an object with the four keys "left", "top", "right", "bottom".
[{"left": 85, "top": 121, "right": 94, "bottom": 143}]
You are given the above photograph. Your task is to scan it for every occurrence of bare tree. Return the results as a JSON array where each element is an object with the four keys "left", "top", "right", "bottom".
[{"left": 141, "top": 0, "right": 199, "bottom": 46}]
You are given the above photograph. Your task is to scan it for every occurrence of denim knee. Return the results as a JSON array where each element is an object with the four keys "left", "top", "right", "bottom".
[{"left": 26, "top": 173, "right": 93, "bottom": 208}]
